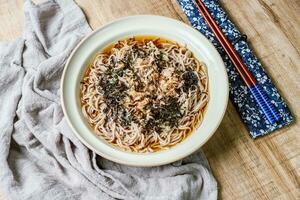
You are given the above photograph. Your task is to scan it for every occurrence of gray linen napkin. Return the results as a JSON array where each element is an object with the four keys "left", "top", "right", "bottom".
[{"left": 0, "top": 0, "right": 217, "bottom": 199}]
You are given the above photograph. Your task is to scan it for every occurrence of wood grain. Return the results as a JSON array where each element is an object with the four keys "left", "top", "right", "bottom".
[{"left": 0, "top": 0, "right": 299, "bottom": 199}]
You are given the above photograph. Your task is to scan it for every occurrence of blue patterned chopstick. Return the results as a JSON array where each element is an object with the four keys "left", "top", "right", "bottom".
[
  {"left": 249, "top": 85, "right": 281, "bottom": 124},
  {"left": 193, "top": 0, "right": 282, "bottom": 124},
  {"left": 178, "top": 0, "right": 293, "bottom": 137}
]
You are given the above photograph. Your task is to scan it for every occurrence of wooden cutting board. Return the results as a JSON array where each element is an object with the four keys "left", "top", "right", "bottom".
[{"left": 0, "top": 0, "right": 299, "bottom": 199}]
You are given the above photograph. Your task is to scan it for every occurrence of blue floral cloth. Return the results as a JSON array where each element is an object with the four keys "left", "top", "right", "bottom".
[{"left": 177, "top": 0, "right": 293, "bottom": 138}]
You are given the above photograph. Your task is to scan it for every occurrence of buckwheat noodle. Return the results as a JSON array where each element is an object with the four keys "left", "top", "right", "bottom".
[{"left": 80, "top": 37, "right": 208, "bottom": 153}]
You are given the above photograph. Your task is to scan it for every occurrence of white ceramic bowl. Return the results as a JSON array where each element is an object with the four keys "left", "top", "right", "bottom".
[{"left": 61, "top": 15, "right": 228, "bottom": 166}]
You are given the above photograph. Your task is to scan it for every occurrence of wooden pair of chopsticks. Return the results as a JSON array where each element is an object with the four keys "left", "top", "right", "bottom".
[{"left": 193, "top": 0, "right": 281, "bottom": 124}]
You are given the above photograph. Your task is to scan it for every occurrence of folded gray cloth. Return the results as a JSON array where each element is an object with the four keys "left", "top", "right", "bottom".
[{"left": 0, "top": 0, "right": 217, "bottom": 199}]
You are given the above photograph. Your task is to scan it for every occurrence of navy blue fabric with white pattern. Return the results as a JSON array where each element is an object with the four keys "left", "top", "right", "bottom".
[{"left": 177, "top": 0, "right": 293, "bottom": 138}]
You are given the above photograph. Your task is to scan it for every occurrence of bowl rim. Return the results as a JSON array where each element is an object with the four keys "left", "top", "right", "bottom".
[{"left": 61, "top": 15, "right": 229, "bottom": 167}]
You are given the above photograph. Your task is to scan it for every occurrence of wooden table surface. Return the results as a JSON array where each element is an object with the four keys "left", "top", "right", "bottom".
[{"left": 1, "top": 0, "right": 299, "bottom": 199}]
